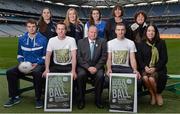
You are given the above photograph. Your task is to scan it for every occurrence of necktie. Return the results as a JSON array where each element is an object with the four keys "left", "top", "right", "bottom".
[{"left": 90, "top": 41, "right": 95, "bottom": 60}]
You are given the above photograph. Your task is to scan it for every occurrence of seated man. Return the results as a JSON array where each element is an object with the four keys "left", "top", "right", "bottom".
[
  {"left": 106, "top": 23, "right": 141, "bottom": 79},
  {"left": 42, "top": 22, "right": 77, "bottom": 80},
  {"left": 77, "top": 25, "right": 107, "bottom": 109},
  {"left": 4, "top": 19, "right": 47, "bottom": 108}
]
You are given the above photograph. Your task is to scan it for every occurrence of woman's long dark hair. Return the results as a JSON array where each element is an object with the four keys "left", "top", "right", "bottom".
[
  {"left": 112, "top": 4, "right": 124, "bottom": 17},
  {"left": 89, "top": 8, "right": 101, "bottom": 25},
  {"left": 143, "top": 23, "right": 160, "bottom": 43},
  {"left": 38, "top": 8, "right": 52, "bottom": 33}
]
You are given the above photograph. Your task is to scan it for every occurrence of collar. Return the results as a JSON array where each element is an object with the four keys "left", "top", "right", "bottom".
[
  {"left": 28, "top": 33, "right": 36, "bottom": 40},
  {"left": 88, "top": 38, "right": 96, "bottom": 44},
  {"left": 94, "top": 20, "right": 101, "bottom": 25},
  {"left": 131, "top": 22, "right": 147, "bottom": 31},
  {"left": 116, "top": 37, "right": 125, "bottom": 41},
  {"left": 57, "top": 35, "right": 66, "bottom": 40}
]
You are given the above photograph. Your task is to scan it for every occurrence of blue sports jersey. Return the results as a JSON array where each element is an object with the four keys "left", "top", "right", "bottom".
[{"left": 17, "top": 32, "right": 47, "bottom": 64}]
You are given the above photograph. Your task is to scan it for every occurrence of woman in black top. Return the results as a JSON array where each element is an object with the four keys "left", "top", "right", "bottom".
[
  {"left": 64, "top": 8, "right": 84, "bottom": 43},
  {"left": 137, "top": 24, "right": 168, "bottom": 106},
  {"left": 128, "top": 11, "right": 147, "bottom": 44},
  {"left": 106, "top": 4, "right": 129, "bottom": 41},
  {"left": 38, "top": 8, "right": 56, "bottom": 40}
]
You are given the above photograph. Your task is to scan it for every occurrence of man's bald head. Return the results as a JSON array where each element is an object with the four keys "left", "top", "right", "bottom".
[{"left": 88, "top": 25, "right": 98, "bottom": 40}]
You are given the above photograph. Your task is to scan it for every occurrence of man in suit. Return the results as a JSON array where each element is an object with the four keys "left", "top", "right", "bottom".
[{"left": 77, "top": 25, "right": 107, "bottom": 109}]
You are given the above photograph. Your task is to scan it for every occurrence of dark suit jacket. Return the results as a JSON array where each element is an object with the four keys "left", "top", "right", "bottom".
[{"left": 77, "top": 37, "right": 107, "bottom": 70}]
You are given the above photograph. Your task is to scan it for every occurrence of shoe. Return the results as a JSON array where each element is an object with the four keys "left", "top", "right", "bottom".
[
  {"left": 150, "top": 95, "right": 156, "bottom": 105},
  {"left": 77, "top": 101, "right": 85, "bottom": 109},
  {"left": 4, "top": 96, "right": 21, "bottom": 108},
  {"left": 156, "top": 94, "right": 163, "bottom": 106},
  {"left": 95, "top": 102, "right": 104, "bottom": 109},
  {"left": 35, "top": 100, "right": 43, "bottom": 109}
]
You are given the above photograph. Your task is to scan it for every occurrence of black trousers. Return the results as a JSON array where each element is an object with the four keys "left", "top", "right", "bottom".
[
  {"left": 112, "top": 65, "right": 133, "bottom": 73},
  {"left": 77, "top": 67, "right": 105, "bottom": 104},
  {"left": 49, "top": 64, "right": 72, "bottom": 73},
  {"left": 6, "top": 65, "right": 44, "bottom": 100},
  {"left": 112, "top": 65, "right": 143, "bottom": 93}
]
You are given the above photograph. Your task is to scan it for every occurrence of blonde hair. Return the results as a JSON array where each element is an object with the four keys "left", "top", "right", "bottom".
[{"left": 64, "top": 8, "right": 82, "bottom": 31}]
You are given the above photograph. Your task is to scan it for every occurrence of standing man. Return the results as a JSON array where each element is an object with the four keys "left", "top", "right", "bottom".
[
  {"left": 106, "top": 23, "right": 141, "bottom": 79},
  {"left": 42, "top": 22, "right": 77, "bottom": 79},
  {"left": 77, "top": 25, "right": 107, "bottom": 109},
  {"left": 4, "top": 19, "right": 47, "bottom": 108}
]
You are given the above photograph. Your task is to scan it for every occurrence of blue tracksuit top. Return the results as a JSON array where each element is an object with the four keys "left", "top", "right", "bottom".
[{"left": 17, "top": 32, "right": 47, "bottom": 64}]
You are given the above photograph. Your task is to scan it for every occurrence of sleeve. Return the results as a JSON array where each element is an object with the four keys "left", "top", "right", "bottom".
[
  {"left": 17, "top": 38, "right": 24, "bottom": 63},
  {"left": 37, "top": 38, "right": 48, "bottom": 65},
  {"left": 155, "top": 40, "right": 168, "bottom": 71},
  {"left": 124, "top": 20, "right": 130, "bottom": 39},
  {"left": 107, "top": 41, "right": 112, "bottom": 53},
  {"left": 126, "top": 25, "right": 133, "bottom": 40},
  {"left": 81, "top": 24, "right": 84, "bottom": 39},
  {"left": 46, "top": 39, "right": 53, "bottom": 52},
  {"left": 105, "top": 20, "right": 110, "bottom": 41},
  {"left": 84, "top": 23, "right": 88, "bottom": 38},
  {"left": 70, "top": 38, "right": 77, "bottom": 51},
  {"left": 95, "top": 40, "right": 107, "bottom": 70},
  {"left": 77, "top": 40, "right": 90, "bottom": 69},
  {"left": 129, "top": 41, "right": 137, "bottom": 53},
  {"left": 136, "top": 43, "right": 146, "bottom": 71}
]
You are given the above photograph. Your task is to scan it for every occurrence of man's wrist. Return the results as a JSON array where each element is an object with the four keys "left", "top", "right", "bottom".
[
  {"left": 133, "top": 69, "right": 138, "bottom": 73},
  {"left": 45, "top": 68, "right": 49, "bottom": 71},
  {"left": 71, "top": 69, "right": 76, "bottom": 73}
]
